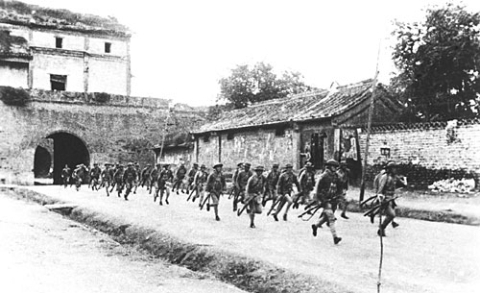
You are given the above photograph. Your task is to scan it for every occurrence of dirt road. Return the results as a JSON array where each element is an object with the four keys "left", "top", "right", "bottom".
[{"left": 0, "top": 194, "right": 245, "bottom": 293}]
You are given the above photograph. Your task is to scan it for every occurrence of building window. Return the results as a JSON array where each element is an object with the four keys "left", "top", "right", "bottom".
[
  {"left": 50, "top": 74, "right": 67, "bottom": 91},
  {"left": 105, "top": 42, "right": 111, "bottom": 53},
  {"left": 55, "top": 37, "right": 63, "bottom": 49},
  {"left": 227, "top": 132, "right": 234, "bottom": 140}
]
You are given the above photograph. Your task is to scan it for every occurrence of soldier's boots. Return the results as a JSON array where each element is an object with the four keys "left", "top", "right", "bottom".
[
  {"left": 250, "top": 223, "right": 255, "bottom": 228},
  {"left": 206, "top": 204, "right": 210, "bottom": 212},
  {"left": 216, "top": 215, "right": 221, "bottom": 221},
  {"left": 273, "top": 214, "right": 279, "bottom": 221},
  {"left": 334, "top": 237, "right": 342, "bottom": 245},
  {"left": 392, "top": 221, "right": 399, "bottom": 228},
  {"left": 341, "top": 212, "right": 349, "bottom": 219},
  {"left": 283, "top": 214, "right": 288, "bottom": 221},
  {"left": 377, "top": 228, "right": 386, "bottom": 237},
  {"left": 165, "top": 199, "right": 169, "bottom": 205}
]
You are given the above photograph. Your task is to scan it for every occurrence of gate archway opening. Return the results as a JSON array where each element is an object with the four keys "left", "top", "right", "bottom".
[
  {"left": 45, "top": 132, "right": 90, "bottom": 185},
  {"left": 33, "top": 146, "right": 52, "bottom": 178}
]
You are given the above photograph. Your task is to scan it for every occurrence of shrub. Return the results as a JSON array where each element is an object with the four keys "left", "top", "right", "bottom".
[{"left": 0, "top": 86, "right": 31, "bottom": 106}]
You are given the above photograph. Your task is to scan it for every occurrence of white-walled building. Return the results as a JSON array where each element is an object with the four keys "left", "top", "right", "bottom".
[{"left": 0, "top": 1, "right": 131, "bottom": 95}]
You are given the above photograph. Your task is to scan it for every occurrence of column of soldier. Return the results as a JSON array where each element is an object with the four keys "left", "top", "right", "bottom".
[{"left": 60, "top": 159, "right": 405, "bottom": 245}]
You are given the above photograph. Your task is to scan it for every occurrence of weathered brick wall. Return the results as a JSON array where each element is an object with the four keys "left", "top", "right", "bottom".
[
  {"left": 359, "top": 121, "right": 480, "bottom": 189},
  {"left": 196, "top": 128, "right": 295, "bottom": 172},
  {"left": 0, "top": 89, "right": 202, "bottom": 184}
]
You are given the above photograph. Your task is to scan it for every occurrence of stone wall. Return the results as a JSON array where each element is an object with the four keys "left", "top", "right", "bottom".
[
  {"left": 0, "top": 88, "right": 203, "bottom": 184},
  {"left": 359, "top": 120, "right": 480, "bottom": 189}
]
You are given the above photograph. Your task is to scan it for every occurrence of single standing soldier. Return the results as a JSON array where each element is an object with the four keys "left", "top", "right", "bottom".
[
  {"left": 109, "top": 163, "right": 120, "bottom": 192},
  {"left": 187, "top": 163, "right": 199, "bottom": 192},
  {"left": 204, "top": 163, "right": 226, "bottom": 221},
  {"left": 311, "top": 159, "right": 342, "bottom": 245},
  {"left": 89, "top": 163, "right": 101, "bottom": 191},
  {"left": 376, "top": 161, "right": 407, "bottom": 236},
  {"left": 193, "top": 164, "right": 209, "bottom": 205},
  {"left": 336, "top": 162, "right": 350, "bottom": 219},
  {"left": 61, "top": 164, "right": 71, "bottom": 188},
  {"left": 234, "top": 163, "right": 253, "bottom": 212},
  {"left": 141, "top": 164, "right": 152, "bottom": 190},
  {"left": 101, "top": 163, "right": 113, "bottom": 196},
  {"left": 293, "top": 162, "right": 315, "bottom": 209},
  {"left": 123, "top": 162, "right": 137, "bottom": 200},
  {"left": 262, "top": 164, "right": 280, "bottom": 206},
  {"left": 271, "top": 163, "right": 301, "bottom": 221},
  {"left": 156, "top": 164, "right": 173, "bottom": 205},
  {"left": 172, "top": 162, "right": 187, "bottom": 194},
  {"left": 149, "top": 163, "right": 161, "bottom": 196},
  {"left": 245, "top": 166, "right": 266, "bottom": 228},
  {"left": 113, "top": 164, "right": 125, "bottom": 197},
  {"left": 72, "top": 164, "right": 87, "bottom": 192}
]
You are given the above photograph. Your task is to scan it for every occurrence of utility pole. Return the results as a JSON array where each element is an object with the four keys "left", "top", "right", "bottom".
[{"left": 359, "top": 41, "right": 382, "bottom": 202}]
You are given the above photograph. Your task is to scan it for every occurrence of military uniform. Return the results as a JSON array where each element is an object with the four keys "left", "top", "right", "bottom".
[
  {"left": 293, "top": 163, "right": 315, "bottom": 208},
  {"left": 156, "top": 166, "right": 173, "bottom": 205},
  {"left": 89, "top": 164, "right": 101, "bottom": 191},
  {"left": 61, "top": 165, "right": 71, "bottom": 188},
  {"left": 193, "top": 165, "right": 208, "bottom": 205},
  {"left": 245, "top": 166, "right": 265, "bottom": 228},
  {"left": 172, "top": 163, "right": 187, "bottom": 194},
  {"left": 101, "top": 164, "right": 113, "bottom": 196},
  {"left": 113, "top": 166, "right": 125, "bottom": 197},
  {"left": 234, "top": 163, "right": 253, "bottom": 211},
  {"left": 272, "top": 164, "right": 300, "bottom": 221},
  {"left": 149, "top": 165, "right": 161, "bottom": 196},
  {"left": 140, "top": 165, "right": 152, "bottom": 190},
  {"left": 205, "top": 163, "right": 226, "bottom": 221},
  {"left": 187, "top": 163, "right": 199, "bottom": 191},
  {"left": 72, "top": 164, "right": 86, "bottom": 191},
  {"left": 376, "top": 162, "right": 406, "bottom": 236},
  {"left": 262, "top": 164, "right": 280, "bottom": 206},
  {"left": 123, "top": 164, "right": 137, "bottom": 200},
  {"left": 311, "top": 160, "right": 342, "bottom": 245},
  {"left": 336, "top": 164, "right": 350, "bottom": 219}
]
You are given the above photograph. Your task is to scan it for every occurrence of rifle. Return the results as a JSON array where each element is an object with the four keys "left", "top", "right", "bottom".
[
  {"left": 237, "top": 194, "right": 257, "bottom": 216},
  {"left": 363, "top": 196, "right": 400, "bottom": 218},
  {"left": 360, "top": 195, "right": 378, "bottom": 207},
  {"left": 292, "top": 191, "right": 305, "bottom": 209},
  {"left": 186, "top": 184, "right": 197, "bottom": 202},
  {"left": 200, "top": 192, "right": 213, "bottom": 210},
  {"left": 298, "top": 204, "right": 323, "bottom": 221},
  {"left": 266, "top": 194, "right": 284, "bottom": 216}
]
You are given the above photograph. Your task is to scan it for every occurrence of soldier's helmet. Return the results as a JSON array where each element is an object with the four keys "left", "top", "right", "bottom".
[
  {"left": 305, "top": 162, "right": 314, "bottom": 169},
  {"left": 200, "top": 164, "right": 206, "bottom": 169},
  {"left": 237, "top": 162, "right": 244, "bottom": 167},
  {"left": 213, "top": 163, "right": 223, "bottom": 168},
  {"left": 94, "top": 163, "right": 98, "bottom": 166},
  {"left": 244, "top": 163, "right": 251, "bottom": 168},
  {"left": 385, "top": 161, "right": 398, "bottom": 169},
  {"left": 272, "top": 164, "right": 279, "bottom": 169},
  {"left": 325, "top": 159, "right": 340, "bottom": 167},
  {"left": 253, "top": 166, "right": 264, "bottom": 172},
  {"left": 285, "top": 163, "right": 293, "bottom": 169},
  {"left": 193, "top": 163, "right": 199, "bottom": 167}
]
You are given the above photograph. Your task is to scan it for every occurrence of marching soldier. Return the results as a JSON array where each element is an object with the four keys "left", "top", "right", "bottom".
[
  {"left": 193, "top": 164, "right": 209, "bottom": 205},
  {"left": 72, "top": 164, "right": 87, "bottom": 192},
  {"left": 292, "top": 162, "right": 315, "bottom": 209},
  {"left": 311, "top": 159, "right": 342, "bottom": 245},
  {"left": 172, "top": 161, "right": 187, "bottom": 194},
  {"left": 271, "top": 163, "right": 301, "bottom": 221},
  {"left": 187, "top": 163, "right": 199, "bottom": 192},
  {"left": 244, "top": 166, "right": 266, "bottom": 228},
  {"left": 123, "top": 162, "right": 137, "bottom": 200},
  {"left": 262, "top": 164, "right": 280, "bottom": 206},
  {"left": 230, "top": 162, "right": 243, "bottom": 199},
  {"left": 376, "top": 161, "right": 407, "bottom": 236},
  {"left": 204, "top": 163, "right": 226, "bottom": 221},
  {"left": 109, "top": 163, "right": 120, "bottom": 192},
  {"left": 133, "top": 163, "right": 141, "bottom": 194},
  {"left": 149, "top": 163, "right": 161, "bottom": 196},
  {"left": 140, "top": 164, "right": 152, "bottom": 190},
  {"left": 101, "top": 163, "right": 113, "bottom": 196},
  {"left": 113, "top": 164, "right": 125, "bottom": 197},
  {"left": 61, "top": 164, "right": 71, "bottom": 188},
  {"left": 156, "top": 164, "right": 173, "bottom": 205},
  {"left": 89, "top": 163, "right": 101, "bottom": 191},
  {"left": 234, "top": 163, "right": 253, "bottom": 212}
]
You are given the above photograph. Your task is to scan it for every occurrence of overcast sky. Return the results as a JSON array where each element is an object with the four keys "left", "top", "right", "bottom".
[{"left": 17, "top": 0, "right": 480, "bottom": 106}]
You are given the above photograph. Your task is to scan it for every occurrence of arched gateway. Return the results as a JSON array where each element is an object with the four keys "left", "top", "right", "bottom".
[{"left": 35, "top": 132, "right": 90, "bottom": 185}]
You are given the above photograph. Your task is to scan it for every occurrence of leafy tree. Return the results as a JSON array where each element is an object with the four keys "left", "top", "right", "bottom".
[
  {"left": 218, "top": 62, "right": 316, "bottom": 108},
  {"left": 391, "top": 3, "right": 480, "bottom": 122}
]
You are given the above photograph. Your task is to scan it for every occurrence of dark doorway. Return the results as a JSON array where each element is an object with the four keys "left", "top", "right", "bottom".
[
  {"left": 46, "top": 132, "right": 90, "bottom": 184},
  {"left": 310, "top": 132, "right": 326, "bottom": 170},
  {"left": 50, "top": 74, "right": 67, "bottom": 91},
  {"left": 33, "top": 146, "right": 51, "bottom": 178}
]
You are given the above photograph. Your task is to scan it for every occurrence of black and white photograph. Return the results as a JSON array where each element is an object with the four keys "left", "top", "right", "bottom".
[{"left": 0, "top": 0, "right": 479, "bottom": 292}]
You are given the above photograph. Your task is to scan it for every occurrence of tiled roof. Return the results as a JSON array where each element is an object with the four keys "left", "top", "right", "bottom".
[{"left": 195, "top": 79, "right": 376, "bottom": 133}]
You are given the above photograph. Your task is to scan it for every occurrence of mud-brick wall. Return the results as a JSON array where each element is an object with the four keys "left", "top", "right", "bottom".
[
  {"left": 196, "top": 128, "right": 295, "bottom": 173},
  {"left": 359, "top": 121, "right": 480, "bottom": 189}
]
